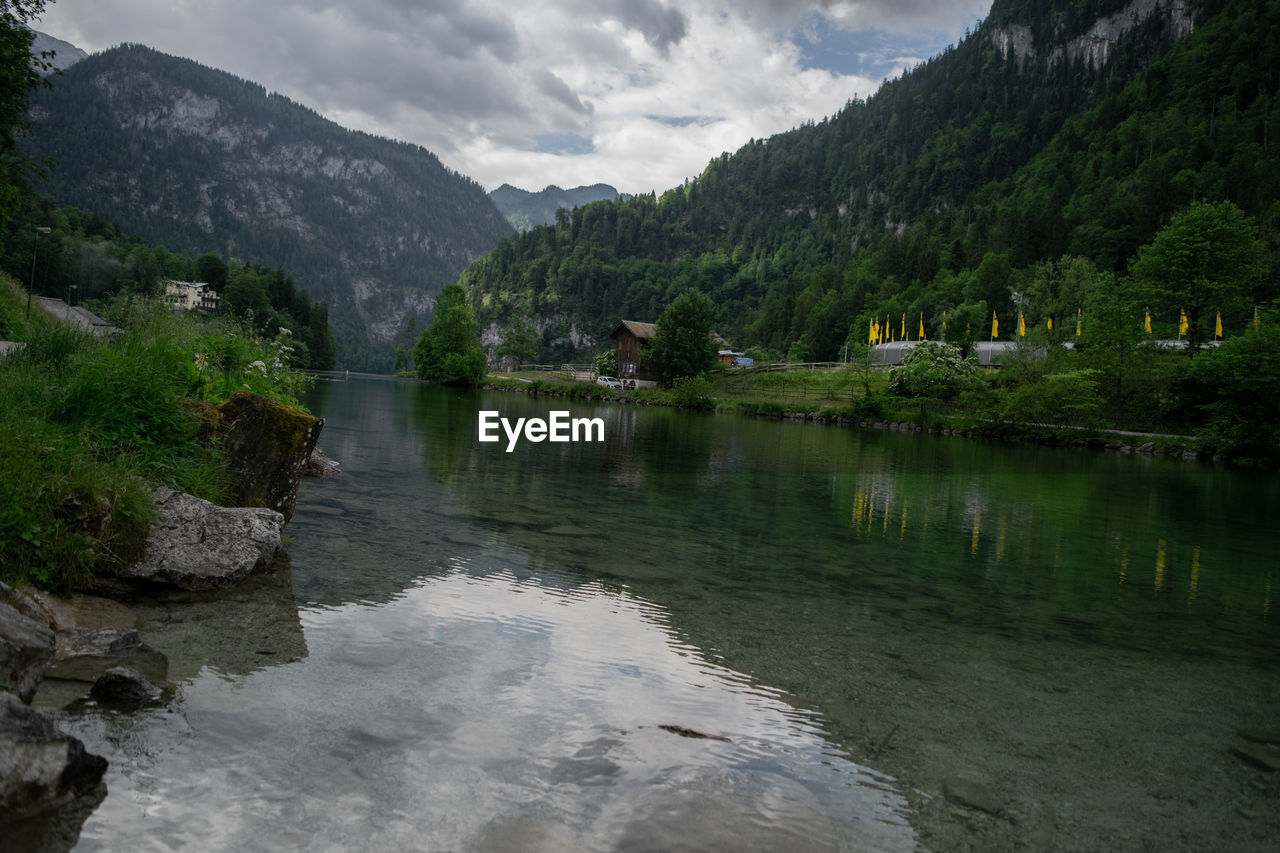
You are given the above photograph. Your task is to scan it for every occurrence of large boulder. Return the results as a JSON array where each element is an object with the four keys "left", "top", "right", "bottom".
[
  {"left": 216, "top": 391, "right": 323, "bottom": 523},
  {"left": 0, "top": 602, "right": 55, "bottom": 705},
  {"left": 120, "top": 488, "right": 283, "bottom": 591},
  {"left": 0, "top": 692, "right": 107, "bottom": 818}
]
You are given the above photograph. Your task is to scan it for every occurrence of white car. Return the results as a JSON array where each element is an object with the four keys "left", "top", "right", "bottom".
[{"left": 595, "top": 375, "right": 623, "bottom": 389}]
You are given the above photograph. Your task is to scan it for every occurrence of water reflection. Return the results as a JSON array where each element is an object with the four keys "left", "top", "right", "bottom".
[{"left": 67, "top": 563, "right": 915, "bottom": 852}]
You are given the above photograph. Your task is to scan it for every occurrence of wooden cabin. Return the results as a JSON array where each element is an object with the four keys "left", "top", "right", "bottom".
[{"left": 609, "top": 320, "right": 657, "bottom": 386}]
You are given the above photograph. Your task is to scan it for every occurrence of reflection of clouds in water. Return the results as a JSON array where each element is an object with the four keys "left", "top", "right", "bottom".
[{"left": 71, "top": 566, "right": 915, "bottom": 852}]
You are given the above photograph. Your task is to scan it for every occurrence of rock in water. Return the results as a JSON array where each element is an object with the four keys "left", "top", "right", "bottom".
[
  {"left": 1231, "top": 744, "right": 1280, "bottom": 771},
  {"left": 0, "top": 602, "right": 55, "bottom": 704},
  {"left": 54, "top": 627, "right": 141, "bottom": 661},
  {"left": 0, "top": 692, "right": 107, "bottom": 817},
  {"left": 90, "top": 667, "right": 161, "bottom": 710},
  {"left": 120, "top": 488, "right": 283, "bottom": 590},
  {"left": 942, "top": 776, "right": 1005, "bottom": 815},
  {"left": 304, "top": 446, "right": 341, "bottom": 478},
  {"left": 217, "top": 391, "right": 323, "bottom": 522}
]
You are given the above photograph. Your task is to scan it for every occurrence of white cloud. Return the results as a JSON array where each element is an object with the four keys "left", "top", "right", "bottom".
[{"left": 34, "top": 0, "right": 990, "bottom": 194}]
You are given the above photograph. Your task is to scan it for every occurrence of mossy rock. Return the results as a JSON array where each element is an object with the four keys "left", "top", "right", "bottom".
[{"left": 215, "top": 392, "right": 323, "bottom": 523}]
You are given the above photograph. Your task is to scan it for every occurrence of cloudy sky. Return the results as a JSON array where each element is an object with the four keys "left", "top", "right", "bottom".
[{"left": 34, "top": 1, "right": 991, "bottom": 195}]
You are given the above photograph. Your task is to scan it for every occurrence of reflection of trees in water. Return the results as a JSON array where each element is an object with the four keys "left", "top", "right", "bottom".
[
  {"left": 415, "top": 385, "right": 1277, "bottom": 663},
  {"left": 840, "top": 457, "right": 1278, "bottom": 660},
  {"left": 298, "top": 380, "right": 1279, "bottom": 667}
]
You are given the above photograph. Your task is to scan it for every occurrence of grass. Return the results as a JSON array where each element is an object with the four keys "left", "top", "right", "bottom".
[{"left": 0, "top": 275, "right": 312, "bottom": 591}]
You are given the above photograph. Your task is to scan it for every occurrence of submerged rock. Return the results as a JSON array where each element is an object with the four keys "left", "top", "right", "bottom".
[
  {"left": 24, "top": 589, "right": 136, "bottom": 634},
  {"left": 1231, "top": 744, "right": 1280, "bottom": 771},
  {"left": 120, "top": 487, "right": 283, "bottom": 591},
  {"left": 90, "top": 667, "right": 161, "bottom": 710},
  {"left": 0, "top": 602, "right": 55, "bottom": 704},
  {"left": 216, "top": 391, "right": 323, "bottom": 523},
  {"left": 304, "top": 446, "right": 341, "bottom": 478},
  {"left": 54, "top": 627, "right": 141, "bottom": 661},
  {"left": 0, "top": 692, "right": 107, "bottom": 818},
  {"left": 942, "top": 776, "right": 1004, "bottom": 815}
]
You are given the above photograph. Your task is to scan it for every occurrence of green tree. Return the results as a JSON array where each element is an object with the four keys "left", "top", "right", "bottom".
[
  {"left": 0, "top": 1, "right": 50, "bottom": 228},
  {"left": 648, "top": 288, "right": 717, "bottom": 386},
  {"left": 195, "top": 252, "right": 229, "bottom": 291},
  {"left": 413, "top": 283, "right": 487, "bottom": 385},
  {"left": 223, "top": 267, "right": 272, "bottom": 324},
  {"left": 593, "top": 347, "right": 617, "bottom": 377},
  {"left": 1178, "top": 325, "right": 1280, "bottom": 460},
  {"left": 1129, "top": 202, "right": 1266, "bottom": 355},
  {"left": 496, "top": 316, "right": 539, "bottom": 369}
]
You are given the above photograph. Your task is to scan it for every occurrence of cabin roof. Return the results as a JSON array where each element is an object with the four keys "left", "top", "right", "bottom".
[{"left": 609, "top": 320, "right": 657, "bottom": 340}]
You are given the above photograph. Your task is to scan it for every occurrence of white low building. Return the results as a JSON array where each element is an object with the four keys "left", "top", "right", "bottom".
[{"left": 164, "top": 280, "right": 219, "bottom": 312}]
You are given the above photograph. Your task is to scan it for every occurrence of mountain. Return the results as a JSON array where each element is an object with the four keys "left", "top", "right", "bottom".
[
  {"left": 459, "top": 0, "right": 1279, "bottom": 363},
  {"left": 29, "top": 30, "right": 87, "bottom": 71},
  {"left": 20, "top": 43, "right": 513, "bottom": 371},
  {"left": 489, "top": 183, "right": 630, "bottom": 231}
]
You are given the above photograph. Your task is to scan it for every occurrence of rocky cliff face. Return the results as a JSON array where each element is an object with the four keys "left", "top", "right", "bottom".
[
  {"left": 991, "top": 0, "right": 1195, "bottom": 69},
  {"left": 23, "top": 44, "right": 513, "bottom": 371}
]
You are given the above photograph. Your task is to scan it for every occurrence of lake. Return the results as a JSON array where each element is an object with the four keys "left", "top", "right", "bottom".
[{"left": 43, "top": 377, "right": 1280, "bottom": 851}]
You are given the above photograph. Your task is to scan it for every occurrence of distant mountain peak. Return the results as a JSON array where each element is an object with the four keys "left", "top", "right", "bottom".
[
  {"left": 29, "top": 30, "right": 89, "bottom": 71},
  {"left": 489, "top": 182, "right": 631, "bottom": 230}
]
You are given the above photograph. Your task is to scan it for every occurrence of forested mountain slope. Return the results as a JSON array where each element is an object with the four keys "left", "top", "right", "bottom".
[
  {"left": 462, "top": 0, "right": 1278, "bottom": 363},
  {"left": 21, "top": 44, "right": 513, "bottom": 371}
]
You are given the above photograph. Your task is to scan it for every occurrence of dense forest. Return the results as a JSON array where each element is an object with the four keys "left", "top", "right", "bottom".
[
  {"left": 0, "top": 194, "right": 336, "bottom": 369},
  {"left": 19, "top": 43, "right": 512, "bottom": 371},
  {"left": 461, "top": 0, "right": 1278, "bottom": 365}
]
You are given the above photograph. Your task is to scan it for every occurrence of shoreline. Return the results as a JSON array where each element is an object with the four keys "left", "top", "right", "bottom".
[{"left": 477, "top": 377, "right": 1229, "bottom": 466}]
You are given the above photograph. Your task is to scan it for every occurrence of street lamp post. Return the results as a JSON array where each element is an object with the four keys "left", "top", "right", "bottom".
[{"left": 24, "top": 226, "right": 52, "bottom": 321}]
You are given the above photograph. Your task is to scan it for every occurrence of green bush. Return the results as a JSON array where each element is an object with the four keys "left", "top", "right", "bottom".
[
  {"left": 888, "top": 341, "right": 980, "bottom": 400},
  {"left": 1002, "top": 369, "right": 1103, "bottom": 427},
  {"left": 671, "top": 375, "right": 714, "bottom": 410}
]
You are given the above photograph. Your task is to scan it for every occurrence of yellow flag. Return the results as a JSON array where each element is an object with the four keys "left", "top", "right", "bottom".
[
  {"left": 900, "top": 314, "right": 906, "bottom": 339},
  {"left": 991, "top": 311, "right": 998, "bottom": 339},
  {"left": 1047, "top": 316, "right": 1053, "bottom": 332},
  {"left": 1076, "top": 308, "right": 1082, "bottom": 337},
  {"left": 1145, "top": 309, "right": 1152, "bottom": 335},
  {"left": 869, "top": 320, "right": 876, "bottom": 344},
  {"left": 918, "top": 313, "right": 925, "bottom": 340},
  {"left": 1179, "top": 310, "right": 1188, "bottom": 336},
  {"left": 1018, "top": 312, "right": 1026, "bottom": 338},
  {"left": 1215, "top": 312, "right": 1223, "bottom": 339}
]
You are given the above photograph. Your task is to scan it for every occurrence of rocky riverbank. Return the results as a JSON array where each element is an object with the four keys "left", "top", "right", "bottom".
[{"left": 0, "top": 392, "right": 336, "bottom": 846}]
